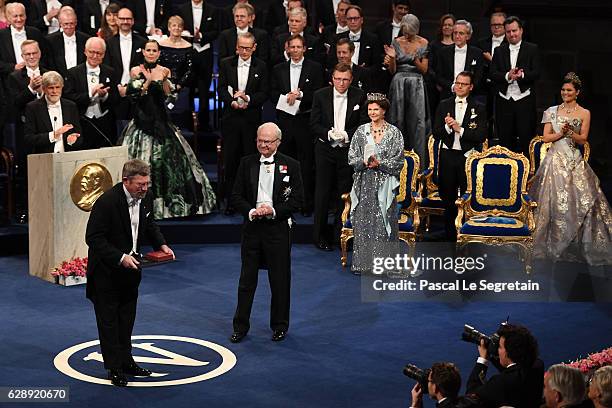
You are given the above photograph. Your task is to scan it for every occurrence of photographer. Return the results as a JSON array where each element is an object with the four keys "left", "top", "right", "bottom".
[
  {"left": 466, "top": 324, "right": 544, "bottom": 407},
  {"left": 410, "top": 362, "right": 462, "bottom": 408}
]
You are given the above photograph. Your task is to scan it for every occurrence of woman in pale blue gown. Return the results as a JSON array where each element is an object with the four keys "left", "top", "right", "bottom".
[
  {"left": 529, "top": 73, "right": 612, "bottom": 264},
  {"left": 384, "top": 14, "right": 430, "bottom": 166}
]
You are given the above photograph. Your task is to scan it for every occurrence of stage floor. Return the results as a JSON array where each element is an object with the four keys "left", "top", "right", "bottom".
[{"left": 0, "top": 244, "right": 610, "bottom": 407}]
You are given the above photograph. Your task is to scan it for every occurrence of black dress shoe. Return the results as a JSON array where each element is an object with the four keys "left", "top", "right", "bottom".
[
  {"left": 122, "top": 362, "right": 152, "bottom": 377},
  {"left": 315, "top": 240, "right": 333, "bottom": 251},
  {"left": 271, "top": 330, "right": 287, "bottom": 341},
  {"left": 108, "top": 369, "right": 128, "bottom": 387},
  {"left": 230, "top": 332, "right": 247, "bottom": 343}
]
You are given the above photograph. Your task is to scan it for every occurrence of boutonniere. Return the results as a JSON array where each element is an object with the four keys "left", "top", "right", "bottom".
[
  {"left": 307, "top": 47, "right": 313, "bottom": 50},
  {"left": 471, "top": 59, "right": 476, "bottom": 65},
  {"left": 470, "top": 108, "right": 477, "bottom": 119},
  {"left": 353, "top": 104, "right": 360, "bottom": 111},
  {"left": 136, "top": 48, "right": 141, "bottom": 53},
  {"left": 207, "top": 17, "right": 212, "bottom": 21},
  {"left": 365, "top": 45, "right": 371, "bottom": 49},
  {"left": 468, "top": 121, "right": 478, "bottom": 129},
  {"left": 305, "top": 78, "right": 310, "bottom": 83},
  {"left": 279, "top": 164, "right": 288, "bottom": 173},
  {"left": 254, "top": 73, "right": 259, "bottom": 78},
  {"left": 282, "top": 186, "right": 292, "bottom": 201},
  {"left": 105, "top": 77, "right": 110, "bottom": 83}
]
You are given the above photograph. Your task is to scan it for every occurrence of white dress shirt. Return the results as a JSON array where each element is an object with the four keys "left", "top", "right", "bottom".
[
  {"left": 237, "top": 57, "right": 251, "bottom": 93},
  {"left": 491, "top": 34, "right": 504, "bottom": 55},
  {"left": 391, "top": 19, "right": 401, "bottom": 41},
  {"left": 443, "top": 97, "right": 467, "bottom": 150},
  {"left": 44, "top": 0, "right": 62, "bottom": 34},
  {"left": 192, "top": 1, "right": 203, "bottom": 31},
  {"left": 332, "top": 0, "right": 341, "bottom": 13},
  {"left": 85, "top": 64, "right": 108, "bottom": 118},
  {"left": 145, "top": 0, "right": 156, "bottom": 33},
  {"left": 122, "top": 184, "right": 140, "bottom": 255},
  {"left": 335, "top": 24, "right": 349, "bottom": 35},
  {"left": 46, "top": 99, "right": 65, "bottom": 153},
  {"left": 248, "top": 153, "right": 277, "bottom": 220},
  {"left": 453, "top": 45, "right": 468, "bottom": 87},
  {"left": 63, "top": 33, "right": 78, "bottom": 70},
  {"left": 289, "top": 57, "right": 303, "bottom": 92},
  {"left": 99, "top": 0, "right": 110, "bottom": 17},
  {"left": 11, "top": 26, "right": 27, "bottom": 64},
  {"left": 501, "top": 41, "right": 530, "bottom": 101},
  {"left": 119, "top": 32, "right": 132, "bottom": 84},
  {"left": 333, "top": 88, "right": 348, "bottom": 134}
]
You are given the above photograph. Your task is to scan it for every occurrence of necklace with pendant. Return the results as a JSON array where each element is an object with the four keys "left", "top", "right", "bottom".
[{"left": 560, "top": 103, "right": 577, "bottom": 115}]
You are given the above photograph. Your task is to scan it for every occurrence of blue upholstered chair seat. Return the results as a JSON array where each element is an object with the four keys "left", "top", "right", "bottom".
[
  {"left": 459, "top": 216, "right": 530, "bottom": 236},
  {"left": 398, "top": 215, "right": 414, "bottom": 232},
  {"left": 421, "top": 191, "right": 445, "bottom": 208}
]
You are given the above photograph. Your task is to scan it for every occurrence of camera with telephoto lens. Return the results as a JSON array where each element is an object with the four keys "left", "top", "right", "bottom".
[
  {"left": 461, "top": 321, "right": 508, "bottom": 361},
  {"left": 403, "top": 364, "right": 431, "bottom": 394}
]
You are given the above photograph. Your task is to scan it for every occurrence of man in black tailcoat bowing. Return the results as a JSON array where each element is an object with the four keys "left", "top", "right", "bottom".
[
  {"left": 85, "top": 159, "right": 174, "bottom": 387},
  {"left": 230, "top": 122, "right": 304, "bottom": 343}
]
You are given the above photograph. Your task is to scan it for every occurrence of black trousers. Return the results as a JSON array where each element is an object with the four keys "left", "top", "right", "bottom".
[
  {"left": 233, "top": 220, "right": 292, "bottom": 333},
  {"left": 93, "top": 295, "right": 138, "bottom": 370},
  {"left": 192, "top": 50, "right": 213, "bottom": 129},
  {"left": 313, "top": 141, "right": 352, "bottom": 244},
  {"left": 438, "top": 149, "right": 467, "bottom": 241},
  {"left": 495, "top": 94, "right": 536, "bottom": 156},
  {"left": 277, "top": 112, "right": 315, "bottom": 211},
  {"left": 222, "top": 112, "right": 259, "bottom": 199}
]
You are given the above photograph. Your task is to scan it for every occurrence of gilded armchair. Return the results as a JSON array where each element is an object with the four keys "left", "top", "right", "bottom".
[{"left": 527, "top": 135, "right": 590, "bottom": 189}]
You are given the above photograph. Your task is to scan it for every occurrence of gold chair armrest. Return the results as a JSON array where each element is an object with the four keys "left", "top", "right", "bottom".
[
  {"left": 455, "top": 192, "right": 470, "bottom": 232},
  {"left": 340, "top": 193, "right": 351, "bottom": 225}
]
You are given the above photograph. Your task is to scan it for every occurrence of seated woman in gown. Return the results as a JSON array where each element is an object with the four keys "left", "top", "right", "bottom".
[
  {"left": 529, "top": 72, "right": 612, "bottom": 265},
  {"left": 119, "top": 39, "right": 216, "bottom": 219},
  {"left": 348, "top": 95, "right": 405, "bottom": 275}
]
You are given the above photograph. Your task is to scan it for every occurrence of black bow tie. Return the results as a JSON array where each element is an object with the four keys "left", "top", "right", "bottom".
[{"left": 261, "top": 160, "right": 275, "bottom": 165}]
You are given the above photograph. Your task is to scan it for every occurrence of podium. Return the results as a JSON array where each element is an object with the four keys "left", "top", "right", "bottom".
[{"left": 28, "top": 146, "right": 128, "bottom": 283}]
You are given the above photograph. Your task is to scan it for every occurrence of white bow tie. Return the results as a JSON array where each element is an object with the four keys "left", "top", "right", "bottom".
[
  {"left": 48, "top": 103, "right": 60, "bottom": 109},
  {"left": 238, "top": 61, "right": 250, "bottom": 68},
  {"left": 290, "top": 62, "right": 302, "bottom": 68},
  {"left": 509, "top": 44, "right": 520, "bottom": 51},
  {"left": 88, "top": 70, "right": 100, "bottom": 76},
  {"left": 120, "top": 35, "right": 131, "bottom": 41},
  {"left": 455, "top": 47, "right": 467, "bottom": 54},
  {"left": 455, "top": 98, "right": 466, "bottom": 104},
  {"left": 14, "top": 31, "right": 26, "bottom": 39},
  {"left": 392, "top": 21, "right": 401, "bottom": 28},
  {"left": 349, "top": 34, "right": 360, "bottom": 42},
  {"left": 335, "top": 93, "right": 347, "bottom": 99}
]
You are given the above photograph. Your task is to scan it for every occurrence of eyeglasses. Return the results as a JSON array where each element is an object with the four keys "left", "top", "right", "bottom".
[
  {"left": 346, "top": 16, "right": 361, "bottom": 21},
  {"left": 454, "top": 81, "right": 471, "bottom": 87},
  {"left": 22, "top": 52, "right": 40, "bottom": 57},
  {"left": 332, "top": 77, "right": 351, "bottom": 82},
  {"left": 490, "top": 23, "right": 504, "bottom": 28},
  {"left": 86, "top": 50, "right": 105, "bottom": 56},
  {"left": 257, "top": 139, "right": 279, "bottom": 146},
  {"left": 237, "top": 46, "right": 254, "bottom": 51},
  {"left": 117, "top": 17, "right": 133, "bottom": 21},
  {"left": 453, "top": 31, "right": 467, "bottom": 36}
]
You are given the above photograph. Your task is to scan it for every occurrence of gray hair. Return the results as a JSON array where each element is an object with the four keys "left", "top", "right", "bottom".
[
  {"left": 592, "top": 366, "right": 612, "bottom": 407},
  {"left": 258, "top": 122, "right": 282, "bottom": 141},
  {"left": 122, "top": 159, "right": 150, "bottom": 179},
  {"left": 42, "top": 71, "right": 64, "bottom": 88},
  {"left": 546, "top": 364, "right": 586, "bottom": 406},
  {"left": 5, "top": 2, "right": 26, "bottom": 16},
  {"left": 237, "top": 32, "right": 256, "bottom": 44},
  {"left": 58, "top": 5, "right": 77, "bottom": 20},
  {"left": 400, "top": 14, "right": 420, "bottom": 36},
  {"left": 288, "top": 7, "right": 307, "bottom": 20},
  {"left": 20, "top": 39, "right": 39, "bottom": 52},
  {"left": 85, "top": 36, "right": 106, "bottom": 52},
  {"left": 455, "top": 19, "right": 472, "bottom": 36}
]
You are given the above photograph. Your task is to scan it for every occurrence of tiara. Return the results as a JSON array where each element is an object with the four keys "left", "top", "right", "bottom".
[
  {"left": 367, "top": 92, "right": 387, "bottom": 101},
  {"left": 564, "top": 72, "right": 582, "bottom": 87}
]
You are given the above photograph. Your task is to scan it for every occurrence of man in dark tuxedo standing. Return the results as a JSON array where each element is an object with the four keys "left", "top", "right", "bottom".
[
  {"left": 270, "top": 34, "right": 323, "bottom": 216},
  {"left": 81, "top": 0, "right": 123, "bottom": 36},
  {"left": 64, "top": 37, "right": 118, "bottom": 148},
  {"left": 0, "top": 2, "right": 50, "bottom": 77},
  {"left": 319, "top": 0, "right": 349, "bottom": 53},
  {"left": 325, "top": 38, "right": 371, "bottom": 93},
  {"left": 229, "top": 122, "right": 304, "bottom": 343},
  {"left": 374, "top": 0, "right": 410, "bottom": 48},
  {"left": 218, "top": 3, "right": 269, "bottom": 65},
  {"left": 310, "top": 62, "right": 367, "bottom": 251},
  {"left": 46, "top": 7, "right": 90, "bottom": 78},
  {"left": 103, "top": 7, "right": 145, "bottom": 127},
  {"left": 127, "top": 0, "right": 168, "bottom": 36},
  {"left": 23, "top": 70, "right": 85, "bottom": 153},
  {"left": 218, "top": 32, "right": 268, "bottom": 215},
  {"left": 433, "top": 71, "right": 486, "bottom": 241},
  {"left": 490, "top": 15, "right": 539, "bottom": 156},
  {"left": 86, "top": 159, "right": 174, "bottom": 386},
  {"left": 270, "top": 7, "right": 324, "bottom": 67},
  {"left": 314, "top": 0, "right": 358, "bottom": 29},
  {"left": 176, "top": 0, "right": 219, "bottom": 132},
  {"left": 434, "top": 20, "right": 484, "bottom": 101}
]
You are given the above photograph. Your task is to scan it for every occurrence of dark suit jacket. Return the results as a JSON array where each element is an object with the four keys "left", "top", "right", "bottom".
[
  {"left": 176, "top": 1, "right": 219, "bottom": 52},
  {"left": 81, "top": 0, "right": 125, "bottom": 36},
  {"left": 475, "top": 36, "right": 507, "bottom": 92},
  {"left": 433, "top": 96, "right": 487, "bottom": 153},
  {"left": 320, "top": 23, "right": 344, "bottom": 50},
  {"left": 490, "top": 40, "right": 540, "bottom": 96},
  {"left": 103, "top": 32, "right": 147, "bottom": 83},
  {"left": 23, "top": 97, "right": 85, "bottom": 153},
  {"left": 0, "top": 26, "right": 50, "bottom": 75},
  {"left": 434, "top": 45, "right": 484, "bottom": 99},
  {"left": 271, "top": 32, "right": 324, "bottom": 67},
  {"left": 231, "top": 152, "right": 304, "bottom": 222},
  {"left": 324, "top": 62, "right": 371, "bottom": 93},
  {"left": 126, "top": 0, "right": 169, "bottom": 35},
  {"left": 329, "top": 30, "right": 381, "bottom": 69},
  {"left": 7, "top": 66, "right": 48, "bottom": 121},
  {"left": 264, "top": 1, "right": 313, "bottom": 35},
  {"left": 218, "top": 55, "right": 268, "bottom": 118},
  {"left": 27, "top": 0, "right": 74, "bottom": 35},
  {"left": 314, "top": 0, "right": 358, "bottom": 28},
  {"left": 64, "top": 63, "right": 118, "bottom": 115},
  {"left": 270, "top": 58, "right": 323, "bottom": 114},
  {"left": 217, "top": 27, "right": 270, "bottom": 64},
  {"left": 466, "top": 360, "right": 544, "bottom": 408},
  {"left": 46, "top": 31, "right": 90, "bottom": 77},
  {"left": 272, "top": 23, "right": 317, "bottom": 38},
  {"left": 374, "top": 18, "right": 401, "bottom": 48},
  {"left": 85, "top": 183, "right": 166, "bottom": 301},
  {"left": 310, "top": 85, "right": 367, "bottom": 144},
  {"left": 219, "top": 2, "right": 266, "bottom": 32}
]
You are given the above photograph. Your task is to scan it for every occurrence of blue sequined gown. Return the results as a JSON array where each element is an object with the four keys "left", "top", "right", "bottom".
[{"left": 529, "top": 106, "right": 612, "bottom": 264}]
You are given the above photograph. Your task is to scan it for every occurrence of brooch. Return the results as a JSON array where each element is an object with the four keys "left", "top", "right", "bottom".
[
  {"left": 282, "top": 186, "right": 292, "bottom": 201},
  {"left": 468, "top": 121, "right": 477, "bottom": 129}
]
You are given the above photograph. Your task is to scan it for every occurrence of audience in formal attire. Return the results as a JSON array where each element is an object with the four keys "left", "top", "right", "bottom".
[
  {"left": 95, "top": 2, "right": 120, "bottom": 41},
  {"left": 310, "top": 62, "right": 367, "bottom": 251},
  {"left": 490, "top": 15, "right": 539, "bottom": 155},
  {"left": 218, "top": 2, "right": 269, "bottom": 65},
  {"left": 374, "top": 0, "right": 410, "bottom": 48},
  {"left": 326, "top": 37, "right": 371, "bottom": 93},
  {"left": 0, "top": 0, "right": 10, "bottom": 29},
  {"left": 589, "top": 366, "right": 612, "bottom": 408},
  {"left": 218, "top": 32, "right": 268, "bottom": 215},
  {"left": 315, "top": 0, "right": 359, "bottom": 29},
  {"left": 543, "top": 364, "right": 589, "bottom": 408},
  {"left": 427, "top": 13, "right": 455, "bottom": 118},
  {"left": 82, "top": 0, "right": 120, "bottom": 37},
  {"left": 47, "top": 7, "right": 89, "bottom": 78},
  {"left": 128, "top": 0, "right": 167, "bottom": 36},
  {"left": 320, "top": 0, "right": 349, "bottom": 53},
  {"left": 64, "top": 36, "right": 118, "bottom": 148},
  {"left": 28, "top": 0, "right": 65, "bottom": 36},
  {"left": 270, "top": 7, "right": 324, "bottom": 66}
]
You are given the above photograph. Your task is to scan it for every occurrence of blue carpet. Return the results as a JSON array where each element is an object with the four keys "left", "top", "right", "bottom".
[{"left": 0, "top": 244, "right": 610, "bottom": 407}]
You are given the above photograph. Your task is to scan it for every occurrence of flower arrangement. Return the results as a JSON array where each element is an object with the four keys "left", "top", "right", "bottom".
[
  {"left": 565, "top": 347, "right": 612, "bottom": 374},
  {"left": 51, "top": 257, "right": 88, "bottom": 278}
]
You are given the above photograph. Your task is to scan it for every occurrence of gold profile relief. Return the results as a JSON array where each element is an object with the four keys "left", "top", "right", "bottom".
[{"left": 70, "top": 163, "right": 113, "bottom": 211}]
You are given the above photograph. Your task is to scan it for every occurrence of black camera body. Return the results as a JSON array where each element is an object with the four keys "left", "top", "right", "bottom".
[
  {"left": 461, "top": 322, "right": 508, "bottom": 362},
  {"left": 403, "top": 364, "right": 431, "bottom": 394}
]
